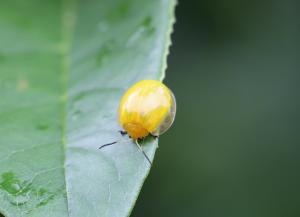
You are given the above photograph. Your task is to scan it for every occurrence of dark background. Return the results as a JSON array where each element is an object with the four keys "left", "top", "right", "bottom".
[{"left": 132, "top": 0, "right": 300, "bottom": 216}]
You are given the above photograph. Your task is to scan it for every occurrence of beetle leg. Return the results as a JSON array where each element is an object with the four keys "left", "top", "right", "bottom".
[
  {"left": 119, "top": 130, "right": 127, "bottom": 136},
  {"left": 150, "top": 133, "right": 158, "bottom": 139}
]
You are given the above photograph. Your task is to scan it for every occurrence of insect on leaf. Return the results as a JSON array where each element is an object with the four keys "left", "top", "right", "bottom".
[{"left": 0, "top": 0, "right": 176, "bottom": 216}]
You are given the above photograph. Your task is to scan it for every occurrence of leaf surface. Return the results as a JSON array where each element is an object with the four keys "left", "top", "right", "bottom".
[{"left": 0, "top": 0, "right": 176, "bottom": 216}]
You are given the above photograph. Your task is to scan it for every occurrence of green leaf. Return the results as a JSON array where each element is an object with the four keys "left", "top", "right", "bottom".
[{"left": 0, "top": 0, "right": 176, "bottom": 216}]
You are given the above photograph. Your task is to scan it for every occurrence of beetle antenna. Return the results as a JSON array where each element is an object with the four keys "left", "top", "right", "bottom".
[
  {"left": 99, "top": 137, "right": 152, "bottom": 166},
  {"left": 99, "top": 130, "right": 129, "bottom": 149},
  {"left": 99, "top": 141, "right": 117, "bottom": 149},
  {"left": 135, "top": 140, "right": 152, "bottom": 165}
]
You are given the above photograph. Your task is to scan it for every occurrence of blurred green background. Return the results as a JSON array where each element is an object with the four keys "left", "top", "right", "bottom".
[{"left": 132, "top": 0, "right": 300, "bottom": 216}]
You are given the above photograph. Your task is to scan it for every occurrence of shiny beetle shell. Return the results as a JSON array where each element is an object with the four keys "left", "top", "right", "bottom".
[{"left": 118, "top": 80, "right": 176, "bottom": 139}]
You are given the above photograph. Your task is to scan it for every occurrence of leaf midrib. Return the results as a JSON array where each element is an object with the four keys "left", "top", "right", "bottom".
[{"left": 61, "top": 0, "right": 77, "bottom": 215}]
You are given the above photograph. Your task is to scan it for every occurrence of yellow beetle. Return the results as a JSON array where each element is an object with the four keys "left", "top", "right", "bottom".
[
  {"left": 119, "top": 80, "right": 176, "bottom": 139},
  {"left": 100, "top": 80, "right": 176, "bottom": 164}
]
